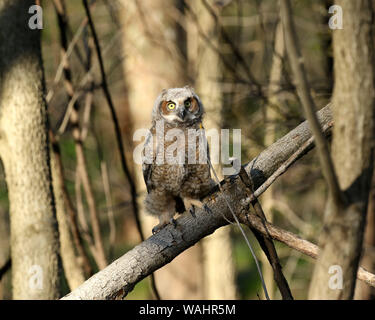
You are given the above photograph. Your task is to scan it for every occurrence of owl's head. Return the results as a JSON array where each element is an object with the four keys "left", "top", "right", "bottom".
[{"left": 152, "top": 86, "right": 204, "bottom": 125}]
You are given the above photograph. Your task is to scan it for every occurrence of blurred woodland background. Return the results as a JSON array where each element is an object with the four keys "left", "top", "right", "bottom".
[{"left": 0, "top": 0, "right": 374, "bottom": 300}]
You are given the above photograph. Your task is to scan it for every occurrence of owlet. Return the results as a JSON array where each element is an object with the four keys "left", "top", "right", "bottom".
[{"left": 142, "top": 86, "right": 214, "bottom": 233}]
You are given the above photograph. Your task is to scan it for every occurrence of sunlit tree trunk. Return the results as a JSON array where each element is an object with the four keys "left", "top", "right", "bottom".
[
  {"left": 0, "top": 0, "right": 60, "bottom": 299},
  {"left": 187, "top": 0, "right": 237, "bottom": 299},
  {"left": 120, "top": 0, "right": 205, "bottom": 298},
  {"left": 50, "top": 144, "right": 85, "bottom": 290},
  {"left": 261, "top": 21, "right": 285, "bottom": 300}
]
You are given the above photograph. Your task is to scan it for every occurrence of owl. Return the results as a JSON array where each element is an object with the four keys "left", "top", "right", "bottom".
[{"left": 142, "top": 86, "right": 214, "bottom": 233}]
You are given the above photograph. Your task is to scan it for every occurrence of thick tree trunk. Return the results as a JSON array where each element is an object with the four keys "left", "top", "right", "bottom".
[
  {"left": 308, "top": 0, "right": 375, "bottom": 299},
  {"left": 0, "top": 0, "right": 60, "bottom": 299}
]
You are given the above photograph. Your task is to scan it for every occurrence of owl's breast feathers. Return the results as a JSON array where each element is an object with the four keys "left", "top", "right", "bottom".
[{"left": 142, "top": 121, "right": 211, "bottom": 199}]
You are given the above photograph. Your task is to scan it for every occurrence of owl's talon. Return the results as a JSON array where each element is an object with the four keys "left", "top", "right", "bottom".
[
  {"left": 170, "top": 218, "right": 177, "bottom": 228},
  {"left": 189, "top": 206, "right": 196, "bottom": 218},
  {"left": 152, "top": 218, "right": 177, "bottom": 234},
  {"left": 203, "top": 204, "right": 212, "bottom": 214},
  {"left": 152, "top": 226, "right": 160, "bottom": 235},
  {"left": 152, "top": 223, "right": 167, "bottom": 234}
]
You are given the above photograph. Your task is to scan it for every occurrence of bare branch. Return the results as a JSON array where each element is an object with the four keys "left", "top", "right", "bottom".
[
  {"left": 54, "top": 0, "right": 108, "bottom": 269},
  {"left": 47, "top": 0, "right": 96, "bottom": 103},
  {"left": 100, "top": 161, "right": 116, "bottom": 259},
  {"left": 238, "top": 212, "right": 375, "bottom": 288},
  {"left": 201, "top": 0, "right": 262, "bottom": 94},
  {"left": 75, "top": 170, "right": 96, "bottom": 253},
  {"left": 242, "top": 106, "right": 333, "bottom": 206},
  {"left": 82, "top": 0, "right": 143, "bottom": 242}
]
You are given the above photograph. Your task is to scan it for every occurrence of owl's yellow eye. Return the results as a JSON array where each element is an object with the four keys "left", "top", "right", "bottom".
[
  {"left": 167, "top": 102, "right": 176, "bottom": 110},
  {"left": 184, "top": 99, "right": 191, "bottom": 108}
]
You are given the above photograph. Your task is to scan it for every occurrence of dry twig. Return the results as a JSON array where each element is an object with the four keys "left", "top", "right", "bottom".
[
  {"left": 238, "top": 166, "right": 293, "bottom": 300},
  {"left": 54, "top": 0, "right": 107, "bottom": 269}
]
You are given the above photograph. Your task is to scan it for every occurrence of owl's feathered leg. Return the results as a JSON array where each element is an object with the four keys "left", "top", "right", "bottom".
[
  {"left": 151, "top": 199, "right": 177, "bottom": 234},
  {"left": 145, "top": 191, "right": 177, "bottom": 234}
]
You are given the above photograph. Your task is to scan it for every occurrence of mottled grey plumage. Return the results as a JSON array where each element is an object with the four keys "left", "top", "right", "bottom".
[{"left": 143, "top": 86, "right": 214, "bottom": 233}]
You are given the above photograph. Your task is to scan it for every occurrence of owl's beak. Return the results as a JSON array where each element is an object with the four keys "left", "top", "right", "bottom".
[{"left": 178, "top": 108, "right": 186, "bottom": 121}]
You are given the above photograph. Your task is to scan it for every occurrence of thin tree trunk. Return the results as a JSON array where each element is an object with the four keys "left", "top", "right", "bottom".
[
  {"left": 308, "top": 0, "right": 375, "bottom": 299},
  {"left": 120, "top": 0, "right": 206, "bottom": 299},
  {"left": 261, "top": 20, "right": 285, "bottom": 300},
  {"left": 187, "top": 0, "right": 237, "bottom": 300},
  {"left": 54, "top": 0, "right": 108, "bottom": 270},
  {"left": 50, "top": 132, "right": 93, "bottom": 277},
  {"left": 50, "top": 142, "right": 86, "bottom": 290},
  {"left": 0, "top": 0, "right": 60, "bottom": 299}
]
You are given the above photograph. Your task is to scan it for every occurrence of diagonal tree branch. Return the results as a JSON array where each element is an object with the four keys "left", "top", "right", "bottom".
[{"left": 63, "top": 105, "right": 338, "bottom": 299}]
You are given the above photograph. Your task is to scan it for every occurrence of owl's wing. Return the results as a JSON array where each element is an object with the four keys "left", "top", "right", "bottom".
[
  {"left": 142, "top": 130, "right": 155, "bottom": 194},
  {"left": 142, "top": 164, "right": 152, "bottom": 194}
]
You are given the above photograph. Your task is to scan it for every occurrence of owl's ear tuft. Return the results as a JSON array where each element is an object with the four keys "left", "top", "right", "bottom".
[
  {"left": 160, "top": 88, "right": 168, "bottom": 97},
  {"left": 184, "top": 85, "right": 194, "bottom": 91}
]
